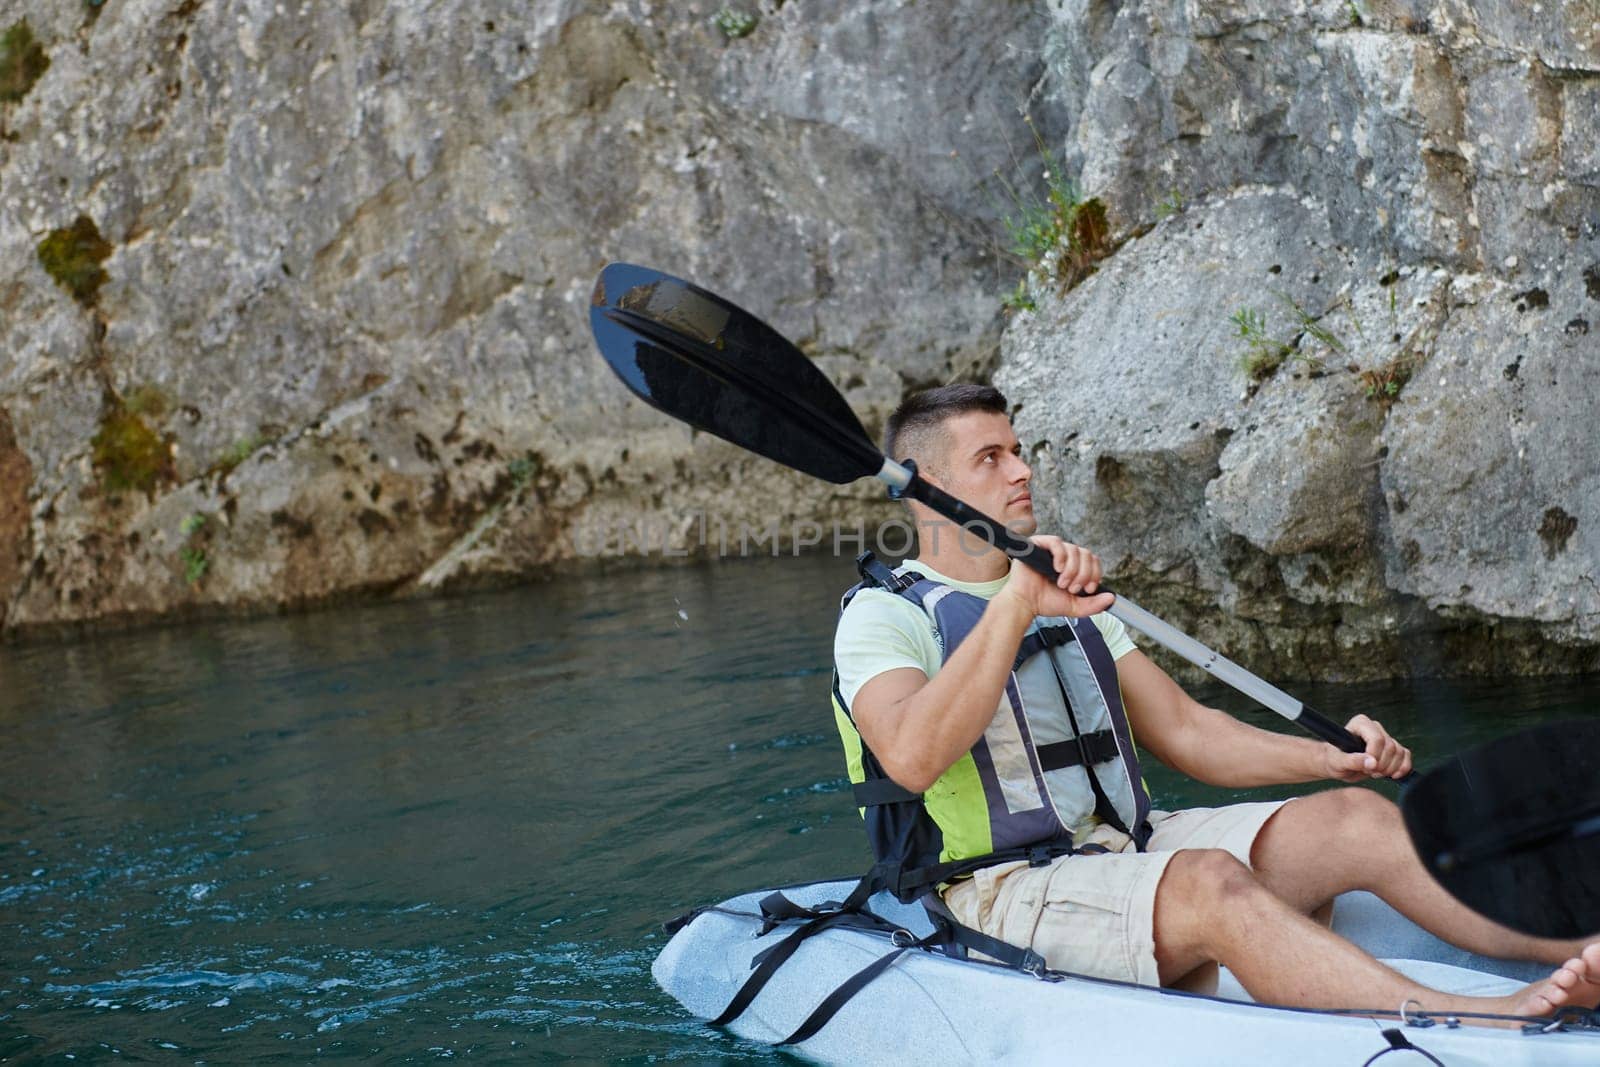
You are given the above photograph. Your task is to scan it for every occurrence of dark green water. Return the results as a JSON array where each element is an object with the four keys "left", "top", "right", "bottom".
[{"left": 2, "top": 553, "right": 1595, "bottom": 1062}]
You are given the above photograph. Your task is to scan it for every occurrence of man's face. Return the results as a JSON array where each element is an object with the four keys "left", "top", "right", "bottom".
[{"left": 927, "top": 410, "right": 1036, "bottom": 537}]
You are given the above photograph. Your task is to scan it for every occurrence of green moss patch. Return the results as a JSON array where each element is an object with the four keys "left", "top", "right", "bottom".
[
  {"left": 38, "top": 215, "right": 112, "bottom": 306},
  {"left": 1, "top": 21, "right": 49, "bottom": 103},
  {"left": 91, "top": 406, "right": 173, "bottom": 494},
  {"left": 124, "top": 384, "right": 170, "bottom": 418}
]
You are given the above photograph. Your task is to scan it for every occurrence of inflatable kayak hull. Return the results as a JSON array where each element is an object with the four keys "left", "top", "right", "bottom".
[{"left": 653, "top": 879, "right": 1598, "bottom": 1065}]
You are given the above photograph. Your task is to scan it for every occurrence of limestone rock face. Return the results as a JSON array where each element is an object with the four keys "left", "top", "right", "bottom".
[
  {"left": 1, "top": 0, "right": 1049, "bottom": 636},
  {"left": 1000, "top": 2, "right": 1599, "bottom": 679}
]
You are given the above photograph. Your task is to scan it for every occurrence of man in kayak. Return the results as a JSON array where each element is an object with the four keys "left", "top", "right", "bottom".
[{"left": 833, "top": 383, "right": 1600, "bottom": 1023}]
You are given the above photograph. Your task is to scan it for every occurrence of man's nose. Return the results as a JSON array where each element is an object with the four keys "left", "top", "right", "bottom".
[{"left": 1007, "top": 453, "right": 1032, "bottom": 482}]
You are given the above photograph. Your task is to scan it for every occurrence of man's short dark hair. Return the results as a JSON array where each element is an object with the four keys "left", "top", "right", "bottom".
[{"left": 884, "top": 383, "right": 1009, "bottom": 474}]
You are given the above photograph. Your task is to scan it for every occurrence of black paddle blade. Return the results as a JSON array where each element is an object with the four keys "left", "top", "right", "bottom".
[
  {"left": 589, "top": 263, "right": 884, "bottom": 485},
  {"left": 1401, "top": 719, "right": 1600, "bottom": 939}
]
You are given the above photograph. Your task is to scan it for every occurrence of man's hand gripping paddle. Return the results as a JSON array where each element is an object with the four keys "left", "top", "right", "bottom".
[{"left": 588, "top": 261, "right": 1600, "bottom": 940}]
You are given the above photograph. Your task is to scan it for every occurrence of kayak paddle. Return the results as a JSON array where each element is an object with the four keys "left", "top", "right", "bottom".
[{"left": 587, "top": 261, "right": 1599, "bottom": 938}]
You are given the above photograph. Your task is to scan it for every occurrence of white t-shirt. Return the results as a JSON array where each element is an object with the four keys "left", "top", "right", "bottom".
[{"left": 834, "top": 560, "right": 1137, "bottom": 710}]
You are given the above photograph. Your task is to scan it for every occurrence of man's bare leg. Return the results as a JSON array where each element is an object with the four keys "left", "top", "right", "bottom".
[
  {"left": 1248, "top": 788, "right": 1597, "bottom": 965},
  {"left": 1153, "top": 848, "right": 1600, "bottom": 1026}
]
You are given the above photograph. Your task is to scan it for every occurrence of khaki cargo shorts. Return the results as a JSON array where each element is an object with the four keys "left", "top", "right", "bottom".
[{"left": 940, "top": 801, "right": 1288, "bottom": 987}]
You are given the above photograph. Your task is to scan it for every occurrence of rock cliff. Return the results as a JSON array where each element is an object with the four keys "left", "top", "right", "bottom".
[
  {"left": 1, "top": 0, "right": 1042, "bottom": 636},
  {"left": 1000, "top": 0, "right": 1599, "bottom": 678}
]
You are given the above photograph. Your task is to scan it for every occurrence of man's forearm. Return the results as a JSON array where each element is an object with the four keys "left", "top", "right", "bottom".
[
  {"left": 1172, "top": 705, "right": 1329, "bottom": 788},
  {"left": 883, "top": 591, "right": 1036, "bottom": 792}
]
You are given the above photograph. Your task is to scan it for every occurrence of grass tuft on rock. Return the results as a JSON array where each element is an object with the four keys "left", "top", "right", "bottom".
[
  {"left": 712, "top": 7, "right": 758, "bottom": 38},
  {"left": 91, "top": 406, "right": 173, "bottom": 494},
  {"left": 1360, "top": 353, "right": 1418, "bottom": 409},
  {"left": 38, "top": 215, "right": 112, "bottom": 306},
  {"left": 0, "top": 20, "right": 49, "bottom": 103}
]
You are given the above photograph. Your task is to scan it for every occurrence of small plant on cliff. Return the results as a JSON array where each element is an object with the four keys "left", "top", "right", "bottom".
[
  {"left": 1231, "top": 308, "right": 1294, "bottom": 381},
  {"left": 178, "top": 512, "right": 209, "bottom": 586},
  {"left": 1275, "top": 291, "right": 1346, "bottom": 359},
  {"left": 992, "top": 123, "right": 1113, "bottom": 290},
  {"left": 1233, "top": 293, "right": 1352, "bottom": 383},
  {"left": 0, "top": 21, "right": 49, "bottom": 103},
  {"left": 508, "top": 454, "right": 536, "bottom": 490},
  {"left": 91, "top": 405, "right": 173, "bottom": 494},
  {"left": 1359, "top": 352, "right": 1418, "bottom": 408},
  {"left": 1001, "top": 278, "right": 1036, "bottom": 313},
  {"left": 37, "top": 215, "right": 112, "bottom": 306},
  {"left": 1154, "top": 188, "right": 1184, "bottom": 220},
  {"left": 712, "top": 7, "right": 758, "bottom": 38}
]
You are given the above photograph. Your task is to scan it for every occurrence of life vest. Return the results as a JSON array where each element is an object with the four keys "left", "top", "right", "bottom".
[{"left": 832, "top": 552, "right": 1152, "bottom": 902}]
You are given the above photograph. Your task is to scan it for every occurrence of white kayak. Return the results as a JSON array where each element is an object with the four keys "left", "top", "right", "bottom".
[{"left": 653, "top": 878, "right": 1600, "bottom": 1065}]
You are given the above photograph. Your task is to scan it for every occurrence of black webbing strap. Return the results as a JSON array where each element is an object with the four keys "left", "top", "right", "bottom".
[
  {"left": 1013, "top": 623, "right": 1076, "bottom": 670},
  {"left": 855, "top": 551, "right": 919, "bottom": 594},
  {"left": 1036, "top": 730, "right": 1119, "bottom": 772},
  {"left": 776, "top": 945, "right": 911, "bottom": 1045},
  {"left": 709, "top": 865, "right": 894, "bottom": 1028},
  {"left": 708, "top": 911, "right": 850, "bottom": 1027},
  {"left": 771, "top": 898, "right": 1054, "bottom": 1046},
  {"left": 851, "top": 778, "right": 920, "bottom": 807},
  {"left": 891, "top": 841, "right": 1077, "bottom": 901},
  {"left": 933, "top": 912, "right": 1049, "bottom": 975}
]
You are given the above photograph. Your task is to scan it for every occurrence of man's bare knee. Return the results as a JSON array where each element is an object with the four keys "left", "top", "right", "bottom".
[
  {"left": 1254, "top": 788, "right": 1401, "bottom": 870},
  {"left": 1153, "top": 849, "right": 1262, "bottom": 981},
  {"left": 1329, "top": 785, "right": 1398, "bottom": 822},
  {"left": 1166, "top": 848, "right": 1258, "bottom": 907},
  {"left": 1317, "top": 788, "right": 1406, "bottom": 866}
]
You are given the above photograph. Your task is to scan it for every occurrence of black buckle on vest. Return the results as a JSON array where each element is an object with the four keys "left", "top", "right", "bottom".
[
  {"left": 1025, "top": 846, "right": 1055, "bottom": 868},
  {"left": 1019, "top": 948, "right": 1049, "bottom": 977}
]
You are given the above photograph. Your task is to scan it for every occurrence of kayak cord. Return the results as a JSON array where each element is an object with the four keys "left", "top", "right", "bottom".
[{"left": 1362, "top": 1030, "right": 1445, "bottom": 1067}]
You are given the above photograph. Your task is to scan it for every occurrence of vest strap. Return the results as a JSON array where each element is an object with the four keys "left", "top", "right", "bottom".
[
  {"left": 855, "top": 551, "right": 919, "bottom": 593},
  {"left": 892, "top": 840, "right": 1077, "bottom": 901},
  {"left": 1035, "top": 729, "right": 1121, "bottom": 772},
  {"left": 1013, "top": 623, "right": 1076, "bottom": 671},
  {"left": 852, "top": 778, "right": 921, "bottom": 807}
]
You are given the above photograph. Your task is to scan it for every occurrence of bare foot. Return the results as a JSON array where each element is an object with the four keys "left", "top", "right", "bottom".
[{"left": 1511, "top": 943, "right": 1600, "bottom": 1018}]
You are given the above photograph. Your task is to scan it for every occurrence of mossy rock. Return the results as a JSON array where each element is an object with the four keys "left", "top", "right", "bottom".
[
  {"left": 91, "top": 407, "right": 174, "bottom": 494},
  {"left": 1, "top": 21, "right": 49, "bottom": 103},
  {"left": 38, "top": 216, "right": 112, "bottom": 307}
]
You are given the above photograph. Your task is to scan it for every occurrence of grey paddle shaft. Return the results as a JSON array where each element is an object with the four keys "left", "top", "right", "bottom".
[
  {"left": 1103, "top": 599, "right": 1356, "bottom": 750},
  {"left": 878, "top": 459, "right": 1367, "bottom": 755}
]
